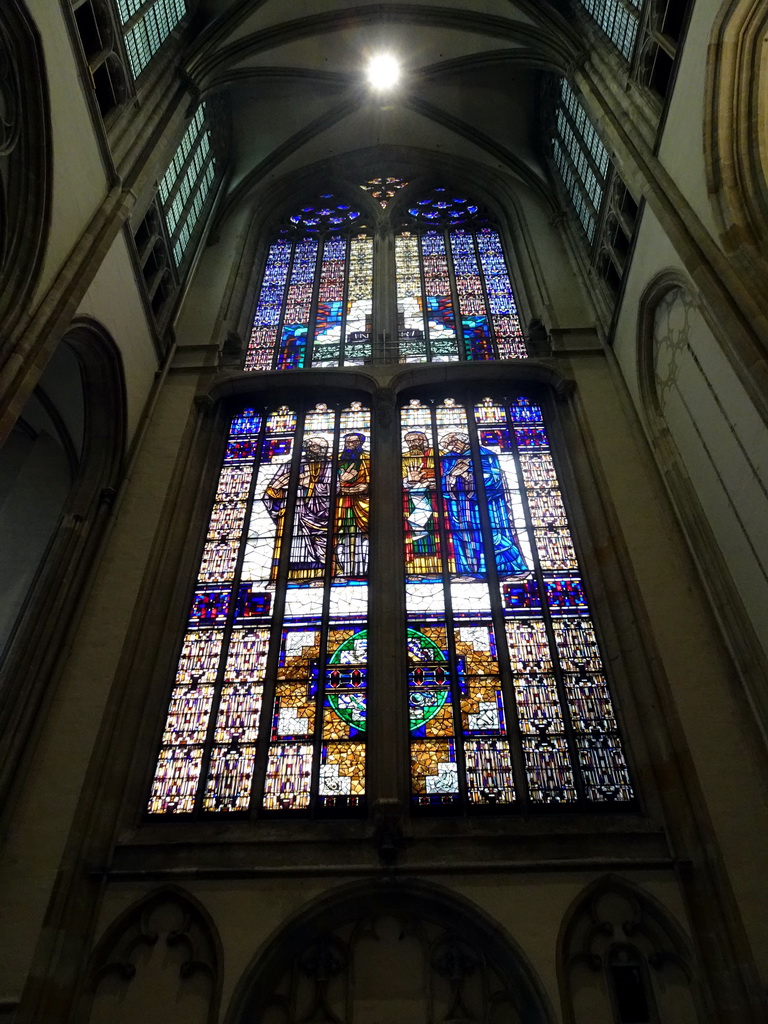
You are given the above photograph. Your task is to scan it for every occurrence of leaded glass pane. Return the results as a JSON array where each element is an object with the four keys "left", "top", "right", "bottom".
[
  {"left": 394, "top": 200, "right": 526, "bottom": 364},
  {"left": 244, "top": 196, "right": 371, "bottom": 371},
  {"left": 359, "top": 176, "right": 408, "bottom": 207},
  {"left": 552, "top": 80, "right": 609, "bottom": 244},
  {"left": 343, "top": 235, "right": 373, "bottom": 365},
  {"left": 122, "top": 0, "right": 187, "bottom": 79},
  {"left": 578, "top": 0, "right": 639, "bottom": 58},
  {"left": 401, "top": 397, "right": 633, "bottom": 810},
  {"left": 149, "top": 402, "right": 371, "bottom": 816}
]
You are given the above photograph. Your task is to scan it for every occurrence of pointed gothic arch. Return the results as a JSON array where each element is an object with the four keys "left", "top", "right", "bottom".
[
  {"left": 81, "top": 885, "right": 223, "bottom": 1024},
  {"left": 0, "top": 318, "right": 126, "bottom": 818},
  {"left": 558, "top": 874, "right": 702, "bottom": 1024},
  {"left": 226, "top": 878, "right": 555, "bottom": 1024}
]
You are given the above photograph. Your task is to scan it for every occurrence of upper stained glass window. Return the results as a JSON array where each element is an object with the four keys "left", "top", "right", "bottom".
[
  {"left": 245, "top": 195, "right": 373, "bottom": 371},
  {"left": 149, "top": 401, "right": 371, "bottom": 815},
  {"left": 395, "top": 189, "right": 527, "bottom": 362},
  {"left": 402, "top": 397, "right": 633, "bottom": 809},
  {"left": 244, "top": 183, "right": 528, "bottom": 372}
]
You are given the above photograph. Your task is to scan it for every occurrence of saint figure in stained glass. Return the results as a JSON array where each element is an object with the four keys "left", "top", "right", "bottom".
[
  {"left": 264, "top": 435, "right": 331, "bottom": 579},
  {"left": 402, "top": 431, "right": 440, "bottom": 573},
  {"left": 335, "top": 432, "right": 370, "bottom": 576},
  {"left": 439, "top": 431, "right": 528, "bottom": 579}
]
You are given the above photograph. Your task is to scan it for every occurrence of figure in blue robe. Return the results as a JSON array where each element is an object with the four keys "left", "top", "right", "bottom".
[{"left": 439, "top": 431, "right": 528, "bottom": 579}]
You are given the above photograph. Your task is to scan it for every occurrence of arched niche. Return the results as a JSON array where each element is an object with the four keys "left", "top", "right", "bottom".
[
  {"left": 0, "top": 0, "right": 51, "bottom": 337},
  {"left": 80, "top": 886, "right": 222, "bottom": 1024},
  {"left": 705, "top": 0, "right": 768, "bottom": 319},
  {"left": 0, "top": 318, "right": 125, "bottom": 815},
  {"left": 226, "top": 879, "right": 554, "bottom": 1024},
  {"left": 635, "top": 271, "right": 768, "bottom": 746},
  {"left": 558, "top": 876, "right": 703, "bottom": 1024}
]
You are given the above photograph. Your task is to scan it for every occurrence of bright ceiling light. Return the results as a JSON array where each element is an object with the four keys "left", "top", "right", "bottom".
[{"left": 366, "top": 53, "right": 401, "bottom": 91}]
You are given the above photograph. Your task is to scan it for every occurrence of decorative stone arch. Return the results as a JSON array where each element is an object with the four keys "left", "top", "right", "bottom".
[
  {"left": 705, "top": 0, "right": 768, "bottom": 300},
  {"left": 79, "top": 885, "right": 223, "bottom": 1024},
  {"left": 0, "top": 317, "right": 126, "bottom": 819},
  {"left": 635, "top": 270, "right": 768, "bottom": 748},
  {"left": 225, "top": 878, "right": 555, "bottom": 1024},
  {"left": 0, "top": 0, "right": 51, "bottom": 339},
  {"left": 558, "top": 874, "right": 703, "bottom": 1024}
]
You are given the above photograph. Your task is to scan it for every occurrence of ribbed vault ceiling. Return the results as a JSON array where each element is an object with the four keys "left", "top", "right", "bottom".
[{"left": 191, "top": 1, "right": 578, "bottom": 218}]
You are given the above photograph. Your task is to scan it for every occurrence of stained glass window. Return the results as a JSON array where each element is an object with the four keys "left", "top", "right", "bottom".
[
  {"left": 395, "top": 189, "right": 527, "bottom": 362},
  {"left": 149, "top": 401, "right": 371, "bottom": 815},
  {"left": 245, "top": 196, "right": 373, "bottom": 371},
  {"left": 552, "top": 81, "right": 610, "bottom": 243},
  {"left": 246, "top": 185, "right": 527, "bottom": 371},
  {"left": 402, "top": 397, "right": 633, "bottom": 809},
  {"left": 117, "top": 0, "right": 187, "bottom": 79}
]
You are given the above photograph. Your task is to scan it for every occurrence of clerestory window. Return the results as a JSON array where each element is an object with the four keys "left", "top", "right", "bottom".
[
  {"left": 576, "top": 0, "right": 641, "bottom": 60},
  {"left": 70, "top": 0, "right": 188, "bottom": 121},
  {"left": 245, "top": 183, "right": 527, "bottom": 371},
  {"left": 551, "top": 81, "right": 640, "bottom": 297},
  {"left": 157, "top": 102, "right": 219, "bottom": 270},
  {"left": 116, "top": 0, "right": 187, "bottom": 80},
  {"left": 146, "top": 181, "right": 635, "bottom": 818}
]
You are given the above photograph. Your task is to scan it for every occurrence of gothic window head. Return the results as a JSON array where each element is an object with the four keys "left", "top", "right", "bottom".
[{"left": 244, "top": 183, "right": 528, "bottom": 371}]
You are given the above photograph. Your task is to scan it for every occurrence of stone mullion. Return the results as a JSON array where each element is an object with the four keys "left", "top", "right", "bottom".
[
  {"left": 367, "top": 387, "right": 407, "bottom": 813},
  {"left": 374, "top": 223, "right": 397, "bottom": 363}
]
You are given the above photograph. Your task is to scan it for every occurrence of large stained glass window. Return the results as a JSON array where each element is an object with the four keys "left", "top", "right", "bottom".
[
  {"left": 402, "top": 396, "right": 633, "bottom": 809},
  {"left": 149, "top": 401, "right": 371, "bottom": 815},
  {"left": 395, "top": 189, "right": 527, "bottom": 363},
  {"left": 245, "top": 197, "right": 373, "bottom": 371}
]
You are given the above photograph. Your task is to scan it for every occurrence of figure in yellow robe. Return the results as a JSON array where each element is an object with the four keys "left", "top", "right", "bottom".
[{"left": 335, "top": 432, "right": 370, "bottom": 577}]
